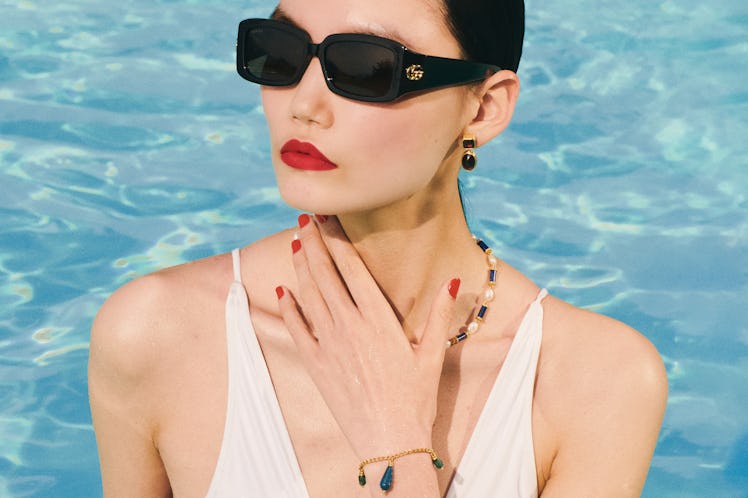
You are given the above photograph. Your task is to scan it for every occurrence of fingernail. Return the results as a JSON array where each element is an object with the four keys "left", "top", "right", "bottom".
[
  {"left": 314, "top": 214, "right": 328, "bottom": 223},
  {"left": 291, "top": 239, "right": 302, "bottom": 254},
  {"left": 448, "top": 278, "right": 461, "bottom": 299},
  {"left": 298, "top": 213, "right": 311, "bottom": 228},
  {"left": 275, "top": 286, "right": 284, "bottom": 299}
]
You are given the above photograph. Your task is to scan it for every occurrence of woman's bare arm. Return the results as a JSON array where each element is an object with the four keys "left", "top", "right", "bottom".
[
  {"left": 89, "top": 276, "right": 173, "bottom": 498},
  {"left": 538, "top": 309, "right": 668, "bottom": 497}
]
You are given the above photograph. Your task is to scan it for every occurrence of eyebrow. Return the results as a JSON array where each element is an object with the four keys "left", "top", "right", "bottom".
[
  {"left": 269, "top": 6, "right": 295, "bottom": 25},
  {"left": 270, "top": 6, "right": 413, "bottom": 48}
]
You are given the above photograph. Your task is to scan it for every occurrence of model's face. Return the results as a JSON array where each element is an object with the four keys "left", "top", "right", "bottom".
[{"left": 261, "top": 0, "right": 474, "bottom": 215}]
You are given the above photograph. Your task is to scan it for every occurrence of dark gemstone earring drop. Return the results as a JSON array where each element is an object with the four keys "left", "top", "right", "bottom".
[{"left": 462, "top": 134, "right": 477, "bottom": 171}]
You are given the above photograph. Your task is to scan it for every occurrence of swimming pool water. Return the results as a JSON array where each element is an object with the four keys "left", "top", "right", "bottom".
[{"left": 1, "top": 0, "right": 746, "bottom": 496}]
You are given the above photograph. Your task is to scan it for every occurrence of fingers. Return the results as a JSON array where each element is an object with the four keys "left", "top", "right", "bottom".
[
  {"left": 289, "top": 227, "right": 337, "bottom": 339},
  {"left": 420, "top": 278, "right": 460, "bottom": 356},
  {"left": 275, "top": 285, "right": 319, "bottom": 361},
  {"left": 281, "top": 213, "right": 458, "bottom": 355},
  {"left": 312, "top": 215, "right": 394, "bottom": 317},
  {"left": 293, "top": 214, "right": 357, "bottom": 320}
]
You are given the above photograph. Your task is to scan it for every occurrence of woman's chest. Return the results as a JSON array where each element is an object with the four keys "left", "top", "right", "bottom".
[
  {"left": 158, "top": 311, "right": 551, "bottom": 497},
  {"left": 259, "top": 330, "right": 515, "bottom": 497}
]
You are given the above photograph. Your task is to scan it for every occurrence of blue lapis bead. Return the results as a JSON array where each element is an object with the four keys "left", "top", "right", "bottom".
[
  {"left": 477, "top": 305, "right": 488, "bottom": 320},
  {"left": 489, "top": 269, "right": 497, "bottom": 283},
  {"left": 457, "top": 331, "right": 468, "bottom": 342},
  {"left": 477, "top": 240, "right": 489, "bottom": 252},
  {"left": 379, "top": 464, "right": 394, "bottom": 491}
]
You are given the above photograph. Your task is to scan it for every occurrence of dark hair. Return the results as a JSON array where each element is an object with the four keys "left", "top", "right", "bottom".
[{"left": 443, "top": 0, "right": 525, "bottom": 72}]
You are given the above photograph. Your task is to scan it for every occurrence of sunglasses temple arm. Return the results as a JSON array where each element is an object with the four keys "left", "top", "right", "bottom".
[
  {"left": 429, "top": 56, "right": 500, "bottom": 86},
  {"left": 401, "top": 53, "right": 501, "bottom": 94}
]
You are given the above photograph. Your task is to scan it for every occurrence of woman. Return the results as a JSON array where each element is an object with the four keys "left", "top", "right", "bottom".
[{"left": 88, "top": 0, "right": 668, "bottom": 496}]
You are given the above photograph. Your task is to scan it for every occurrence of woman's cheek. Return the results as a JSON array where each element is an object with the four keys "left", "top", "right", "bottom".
[{"left": 354, "top": 112, "right": 430, "bottom": 163}]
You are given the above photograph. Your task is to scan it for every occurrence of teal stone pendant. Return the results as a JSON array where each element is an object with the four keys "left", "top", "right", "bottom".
[
  {"left": 358, "top": 471, "right": 366, "bottom": 487},
  {"left": 379, "top": 464, "right": 394, "bottom": 492},
  {"left": 432, "top": 457, "right": 444, "bottom": 469}
]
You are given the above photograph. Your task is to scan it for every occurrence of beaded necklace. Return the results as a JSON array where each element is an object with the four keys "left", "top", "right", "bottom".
[{"left": 446, "top": 237, "right": 501, "bottom": 347}]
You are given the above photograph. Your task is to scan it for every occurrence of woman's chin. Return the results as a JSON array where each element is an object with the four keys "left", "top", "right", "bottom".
[
  {"left": 279, "top": 191, "right": 339, "bottom": 216},
  {"left": 278, "top": 187, "right": 363, "bottom": 216},
  {"left": 277, "top": 180, "right": 421, "bottom": 218}
]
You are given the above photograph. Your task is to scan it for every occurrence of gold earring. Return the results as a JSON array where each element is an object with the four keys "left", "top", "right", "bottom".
[{"left": 462, "top": 134, "right": 477, "bottom": 171}]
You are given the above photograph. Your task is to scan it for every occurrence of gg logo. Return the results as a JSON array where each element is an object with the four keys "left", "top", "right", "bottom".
[{"left": 405, "top": 64, "right": 424, "bottom": 81}]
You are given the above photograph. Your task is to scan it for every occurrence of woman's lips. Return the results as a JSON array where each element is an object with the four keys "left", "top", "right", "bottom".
[{"left": 280, "top": 139, "right": 337, "bottom": 171}]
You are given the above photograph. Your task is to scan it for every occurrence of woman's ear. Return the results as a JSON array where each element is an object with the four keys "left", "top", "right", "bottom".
[{"left": 466, "top": 70, "right": 520, "bottom": 145}]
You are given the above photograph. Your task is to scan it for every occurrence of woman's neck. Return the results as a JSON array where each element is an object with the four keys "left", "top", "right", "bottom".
[{"left": 337, "top": 195, "right": 489, "bottom": 341}]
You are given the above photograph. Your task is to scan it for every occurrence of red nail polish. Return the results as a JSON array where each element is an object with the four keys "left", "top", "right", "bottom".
[
  {"left": 275, "top": 286, "right": 284, "bottom": 299},
  {"left": 291, "top": 239, "right": 302, "bottom": 254},
  {"left": 314, "top": 214, "right": 328, "bottom": 223},
  {"left": 298, "top": 213, "right": 311, "bottom": 228},
  {"left": 448, "top": 278, "right": 461, "bottom": 299}
]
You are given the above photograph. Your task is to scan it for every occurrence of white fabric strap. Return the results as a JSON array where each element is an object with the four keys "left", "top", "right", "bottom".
[{"left": 231, "top": 248, "right": 242, "bottom": 283}]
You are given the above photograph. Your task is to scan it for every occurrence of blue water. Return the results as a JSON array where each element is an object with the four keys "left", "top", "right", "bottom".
[{"left": 1, "top": 0, "right": 746, "bottom": 496}]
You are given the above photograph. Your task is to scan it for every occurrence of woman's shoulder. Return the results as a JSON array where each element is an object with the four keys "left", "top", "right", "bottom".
[
  {"left": 90, "top": 230, "right": 295, "bottom": 372},
  {"left": 539, "top": 295, "right": 667, "bottom": 395},
  {"left": 533, "top": 294, "right": 668, "bottom": 491},
  {"left": 89, "top": 251, "right": 234, "bottom": 378}
]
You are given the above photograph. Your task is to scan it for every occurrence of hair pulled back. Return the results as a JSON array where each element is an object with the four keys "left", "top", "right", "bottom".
[{"left": 443, "top": 0, "right": 524, "bottom": 72}]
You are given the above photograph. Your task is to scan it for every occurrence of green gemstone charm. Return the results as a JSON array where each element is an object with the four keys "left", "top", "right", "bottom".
[
  {"left": 358, "top": 448, "right": 444, "bottom": 492},
  {"left": 379, "top": 464, "right": 394, "bottom": 491}
]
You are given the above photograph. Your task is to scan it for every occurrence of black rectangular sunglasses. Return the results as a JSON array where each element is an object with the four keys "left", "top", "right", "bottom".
[{"left": 236, "top": 18, "right": 501, "bottom": 103}]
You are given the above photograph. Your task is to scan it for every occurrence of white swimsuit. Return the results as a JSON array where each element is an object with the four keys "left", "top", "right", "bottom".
[{"left": 205, "top": 249, "right": 546, "bottom": 497}]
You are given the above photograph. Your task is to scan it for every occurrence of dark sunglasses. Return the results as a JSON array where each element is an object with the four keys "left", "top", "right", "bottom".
[{"left": 236, "top": 18, "right": 501, "bottom": 103}]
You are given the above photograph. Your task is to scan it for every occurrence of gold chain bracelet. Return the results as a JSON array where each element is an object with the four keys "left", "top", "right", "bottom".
[{"left": 358, "top": 448, "right": 444, "bottom": 492}]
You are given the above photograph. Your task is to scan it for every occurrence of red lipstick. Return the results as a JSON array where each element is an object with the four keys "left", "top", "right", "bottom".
[{"left": 280, "top": 139, "right": 337, "bottom": 171}]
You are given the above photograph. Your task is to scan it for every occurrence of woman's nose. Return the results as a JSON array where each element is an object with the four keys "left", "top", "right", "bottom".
[{"left": 288, "top": 57, "right": 334, "bottom": 128}]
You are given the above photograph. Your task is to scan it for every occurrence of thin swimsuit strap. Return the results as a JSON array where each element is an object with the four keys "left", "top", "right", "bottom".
[
  {"left": 446, "top": 285, "right": 545, "bottom": 497},
  {"left": 232, "top": 248, "right": 242, "bottom": 283},
  {"left": 535, "top": 288, "right": 548, "bottom": 303},
  {"left": 206, "top": 248, "right": 309, "bottom": 498}
]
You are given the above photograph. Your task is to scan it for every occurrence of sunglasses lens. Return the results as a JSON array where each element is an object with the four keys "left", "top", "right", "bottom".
[
  {"left": 325, "top": 41, "right": 396, "bottom": 99},
  {"left": 242, "top": 26, "right": 307, "bottom": 84}
]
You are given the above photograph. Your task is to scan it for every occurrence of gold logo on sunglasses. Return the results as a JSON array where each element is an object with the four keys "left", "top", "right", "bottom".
[{"left": 405, "top": 64, "right": 424, "bottom": 81}]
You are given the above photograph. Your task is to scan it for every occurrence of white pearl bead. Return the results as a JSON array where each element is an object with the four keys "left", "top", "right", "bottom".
[
  {"left": 484, "top": 288, "right": 495, "bottom": 301},
  {"left": 488, "top": 255, "right": 498, "bottom": 266},
  {"left": 467, "top": 321, "right": 479, "bottom": 334}
]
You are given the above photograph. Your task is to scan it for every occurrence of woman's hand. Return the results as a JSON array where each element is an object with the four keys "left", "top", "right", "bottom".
[{"left": 275, "top": 214, "right": 459, "bottom": 459}]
